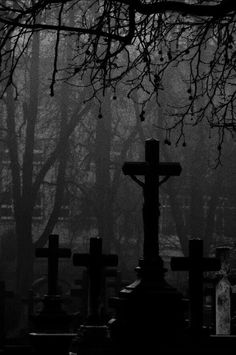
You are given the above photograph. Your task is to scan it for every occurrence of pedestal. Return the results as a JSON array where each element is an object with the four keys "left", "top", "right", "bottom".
[
  {"left": 29, "top": 332, "right": 76, "bottom": 355},
  {"left": 30, "top": 295, "right": 73, "bottom": 332},
  {"left": 70, "top": 325, "right": 112, "bottom": 355},
  {"left": 29, "top": 295, "right": 75, "bottom": 355},
  {"left": 109, "top": 257, "right": 186, "bottom": 350}
]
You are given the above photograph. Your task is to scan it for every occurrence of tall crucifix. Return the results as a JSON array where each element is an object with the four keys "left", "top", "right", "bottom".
[{"left": 122, "top": 138, "right": 181, "bottom": 271}]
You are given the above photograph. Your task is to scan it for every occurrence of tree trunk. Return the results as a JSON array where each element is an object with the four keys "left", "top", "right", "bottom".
[
  {"left": 94, "top": 92, "right": 113, "bottom": 253},
  {"left": 16, "top": 220, "right": 34, "bottom": 297},
  {"left": 15, "top": 29, "right": 40, "bottom": 296}
]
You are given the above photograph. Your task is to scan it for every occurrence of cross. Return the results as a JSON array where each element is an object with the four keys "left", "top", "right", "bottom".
[
  {"left": 171, "top": 239, "right": 221, "bottom": 334},
  {"left": 122, "top": 138, "right": 181, "bottom": 265},
  {"left": 35, "top": 234, "right": 71, "bottom": 296},
  {"left": 73, "top": 237, "right": 118, "bottom": 324}
]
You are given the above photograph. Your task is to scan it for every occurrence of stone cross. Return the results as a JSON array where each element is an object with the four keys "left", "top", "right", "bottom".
[
  {"left": 171, "top": 239, "right": 221, "bottom": 333},
  {"left": 73, "top": 237, "right": 118, "bottom": 323},
  {"left": 122, "top": 138, "right": 181, "bottom": 265},
  {"left": 35, "top": 234, "right": 71, "bottom": 296}
]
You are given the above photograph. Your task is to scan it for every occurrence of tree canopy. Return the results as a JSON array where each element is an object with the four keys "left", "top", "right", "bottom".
[{"left": 0, "top": 0, "right": 236, "bottom": 142}]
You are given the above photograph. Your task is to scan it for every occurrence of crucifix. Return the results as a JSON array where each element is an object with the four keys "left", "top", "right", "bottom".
[
  {"left": 171, "top": 239, "right": 221, "bottom": 334},
  {"left": 73, "top": 237, "right": 118, "bottom": 324},
  {"left": 122, "top": 138, "right": 181, "bottom": 271},
  {"left": 35, "top": 234, "right": 71, "bottom": 296}
]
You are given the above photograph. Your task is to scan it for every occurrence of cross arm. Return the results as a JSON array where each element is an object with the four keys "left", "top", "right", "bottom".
[
  {"left": 122, "top": 162, "right": 148, "bottom": 176},
  {"left": 171, "top": 257, "right": 221, "bottom": 271},
  {"left": 122, "top": 162, "right": 182, "bottom": 177}
]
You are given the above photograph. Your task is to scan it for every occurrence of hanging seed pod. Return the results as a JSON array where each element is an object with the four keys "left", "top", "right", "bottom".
[
  {"left": 164, "top": 139, "right": 171, "bottom": 146},
  {"left": 140, "top": 110, "right": 145, "bottom": 122}
]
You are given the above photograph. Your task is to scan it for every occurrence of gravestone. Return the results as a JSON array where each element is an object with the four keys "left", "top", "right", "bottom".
[
  {"left": 171, "top": 239, "right": 221, "bottom": 335},
  {"left": 35, "top": 234, "right": 71, "bottom": 297},
  {"left": 29, "top": 234, "right": 76, "bottom": 355},
  {"left": 0, "top": 282, "right": 33, "bottom": 355},
  {"left": 109, "top": 139, "right": 185, "bottom": 350},
  {"left": 215, "top": 247, "right": 231, "bottom": 335},
  {"left": 71, "top": 237, "right": 118, "bottom": 354},
  {"left": 71, "top": 268, "right": 123, "bottom": 321},
  {"left": 31, "top": 234, "right": 72, "bottom": 332},
  {"left": 73, "top": 237, "right": 118, "bottom": 325}
]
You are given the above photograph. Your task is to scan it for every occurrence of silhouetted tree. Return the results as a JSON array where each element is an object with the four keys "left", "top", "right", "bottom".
[
  {"left": 0, "top": 1, "right": 235, "bottom": 140},
  {"left": 1, "top": 13, "right": 91, "bottom": 296}
]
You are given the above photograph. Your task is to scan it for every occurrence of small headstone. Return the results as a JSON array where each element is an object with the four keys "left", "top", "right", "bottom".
[
  {"left": 71, "top": 237, "right": 118, "bottom": 354},
  {"left": 215, "top": 247, "right": 231, "bottom": 335},
  {"left": 73, "top": 237, "right": 118, "bottom": 324},
  {"left": 32, "top": 234, "right": 72, "bottom": 332},
  {"left": 30, "top": 235, "right": 76, "bottom": 355},
  {"left": 35, "top": 234, "right": 71, "bottom": 296}
]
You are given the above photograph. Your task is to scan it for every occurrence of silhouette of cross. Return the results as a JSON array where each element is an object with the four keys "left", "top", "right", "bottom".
[
  {"left": 73, "top": 237, "right": 118, "bottom": 323},
  {"left": 122, "top": 138, "right": 181, "bottom": 263},
  {"left": 35, "top": 234, "right": 71, "bottom": 296},
  {"left": 171, "top": 239, "right": 221, "bottom": 333}
]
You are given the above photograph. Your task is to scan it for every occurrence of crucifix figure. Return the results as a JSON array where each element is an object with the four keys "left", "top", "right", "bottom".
[
  {"left": 122, "top": 138, "right": 181, "bottom": 274},
  {"left": 171, "top": 239, "right": 221, "bottom": 334},
  {"left": 73, "top": 237, "right": 118, "bottom": 324},
  {"left": 35, "top": 234, "right": 71, "bottom": 296},
  {"left": 109, "top": 138, "right": 185, "bottom": 347}
]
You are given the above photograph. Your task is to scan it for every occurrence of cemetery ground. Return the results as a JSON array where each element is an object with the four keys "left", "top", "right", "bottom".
[{"left": 1, "top": 236, "right": 236, "bottom": 354}]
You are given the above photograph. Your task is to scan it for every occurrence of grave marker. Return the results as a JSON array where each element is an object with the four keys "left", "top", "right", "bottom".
[
  {"left": 109, "top": 139, "right": 185, "bottom": 349},
  {"left": 171, "top": 239, "right": 221, "bottom": 334},
  {"left": 73, "top": 237, "right": 118, "bottom": 324},
  {"left": 35, "top": 234, "right": 71, "bottom": 296},
  {"left": 215, "top": 247, "right": 231, "bottom": 335},
  {"left": 122, "top": 138, "right": 181, "bottom": 269},
  {"left": 30, "top": 235, "right": 76, "bottom": 355}
]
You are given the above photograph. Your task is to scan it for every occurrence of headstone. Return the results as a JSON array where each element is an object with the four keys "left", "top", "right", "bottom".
[
  {"left": 171, "top": 239, "right": 221, "bottom": 335},
  {"left": 35, "top": 234, "right": 71, "bottom": 296},
  {"left": 73, "top": 237, "right": 118, "bottom": 324},
  {"left": 0, "top": 282, "right": 32, "bottom": 354},
  {"left": 215, "top": 247, "right": 231, "bottom": 335},
  {"left": 109, "top": 139, "right": 185, "bottom": 350},
  {"left": 71, "top": 237, "right": 118, "bottom": 354},
  {"left": 71, "top": 268, "right": 123, "bottom": 321},
  {"left": 29, "top": 235, "right": 76, "bottom": 355}
]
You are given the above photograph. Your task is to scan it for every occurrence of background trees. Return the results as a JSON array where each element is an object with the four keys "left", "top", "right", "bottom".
[
  {"left": 0, "top": 0, "right": 235, "bottom": 304},
  {"left": 1, "top": 1, "right": 236, "bottom": 140}
]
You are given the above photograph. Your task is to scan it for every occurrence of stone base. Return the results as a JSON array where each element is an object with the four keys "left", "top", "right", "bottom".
[
  {"left": 30, "top": 295, "right": 73, "bottom": 333},
  {"left": 109, "top": 258, "right": 186, "bottom": 349},
  {"left": 78, "top": 325, "right": 109, "bottom": 342},
  {"left": 70, "top": 325, "right": 112, "bottom": 355},
  {"left": 29, "top": 332, "right": 76, "bottom": 355}
]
